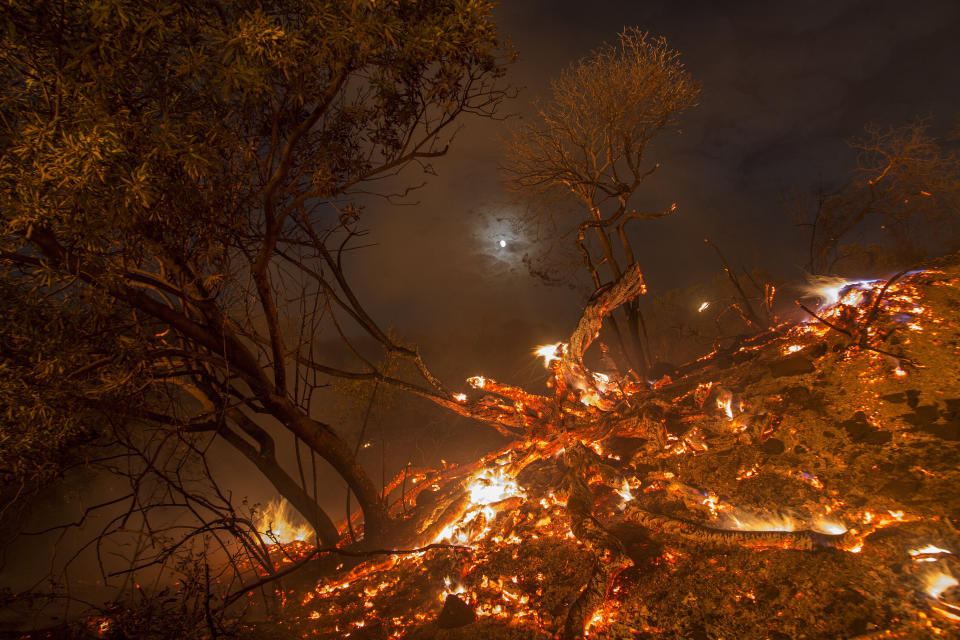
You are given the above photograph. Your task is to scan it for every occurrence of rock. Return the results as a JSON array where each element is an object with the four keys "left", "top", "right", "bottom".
[
  {"left": 901, "top": 404, "right": 941, "bottom": 427},
  {"left": 920, "top": 421, "right": 960, "bottom": 441},
  {"left": 436, "top": 594, "right": 476, "bottom": 629},
  {"left": 781, "top": 384, "right": 813, "bottom": 408},
  {"left": 862, "top": 430, "right": 892, "bottom": 444},
  {"left": 906, "top": 389, "right": 921, "bottom": 409}
]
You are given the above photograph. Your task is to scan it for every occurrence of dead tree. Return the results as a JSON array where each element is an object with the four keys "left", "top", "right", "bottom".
[{"left": 504, "top": 29, "right": 700, "bottom": 377}]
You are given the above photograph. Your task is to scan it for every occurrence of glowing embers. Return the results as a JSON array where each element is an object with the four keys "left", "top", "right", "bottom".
[
  {"left": 467, "top": 375, "right": 486, "bottom": 389},
  {"left": 432, "top": 465, "right": 525, "bottom": 545}
]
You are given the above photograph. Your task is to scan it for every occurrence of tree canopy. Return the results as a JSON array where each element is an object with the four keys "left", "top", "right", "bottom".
[
  {"left": 796, "top": 120, "right": 960, "bottom": 274},
  {"left": 0, "top": 0, "right": 510, "bottom": 547},
  {"left": 504, "top": 29, "right": 699, "bottom": 376}
]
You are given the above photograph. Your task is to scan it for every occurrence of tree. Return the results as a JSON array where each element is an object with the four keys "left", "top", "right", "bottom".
[
  {"left": 0, "top": 0, "right": 511, "bottom": 547},
  {"left": 503, "top": 29, "right": 700, "bottom": 377},
  {"left": 796, "top": 119, "right": 960, "bottom": 274}
]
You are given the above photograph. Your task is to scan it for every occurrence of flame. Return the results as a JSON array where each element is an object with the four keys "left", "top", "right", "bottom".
[
  {"left": 721, "top": 510, "right": 796, "bottom": 532},
  {"left": 811, "top": 518, "right": 847, "bottom": 535},
  {"left": 697, "top": 301, "right": 709, "bottom": 312},
  {"left": 468, "top": 376, "right": 486, "bottom": 389},
  {"left": 453, "top": 392, "right": 467, "bottom": 402},
  {"left": 433, "top": 466, "right": 525, "bottom": 544},
  {"left": 911, "top": 545, "right": 953, "bottom": 557},
  {"left": 802, "top": 275, "right": 874, "bottom": 308},
  {"left": 534, "top": 342, "right": 565, "bottom": 367},
  {"left": 256, "top": 499, "right": 311, "bottom": 544},
  {"left": 717, "top": 392, "right": 734, "bottom": 419},
  {"left": 925, "top": 570, "right": 958, "bottom": 600},
  {"left": 467, "top": 467, "right": 523, "bottom": 506}
]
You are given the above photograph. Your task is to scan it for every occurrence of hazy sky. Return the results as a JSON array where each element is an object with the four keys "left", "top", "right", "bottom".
[{"left": 348, "top": 0, "right": 960, "bottom": 351}]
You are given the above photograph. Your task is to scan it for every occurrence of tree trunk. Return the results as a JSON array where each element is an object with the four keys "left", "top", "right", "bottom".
[
  {"left": 217, "top": 422, "right": 342, "bottom": 546},
  {"left": 279, "top": 407, "right": 392, "bottom": 545}
]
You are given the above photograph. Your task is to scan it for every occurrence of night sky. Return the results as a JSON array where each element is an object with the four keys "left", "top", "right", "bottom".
[{"left": 350, "top": 0, "right": 960, "bottom": 361}]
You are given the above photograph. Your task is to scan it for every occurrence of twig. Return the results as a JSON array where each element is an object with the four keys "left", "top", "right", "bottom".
[
  {"left": 219, "top": 542, "right": 472, "bottom": 609},
  {"left": 857, "top": 269, "right": 909, "bottom": 342},
  {"left": 795, "top": 301, "right": 853, "bottom": 337},
  {"left": 795, "top": 301, "right": 919, "bottom": 365}
]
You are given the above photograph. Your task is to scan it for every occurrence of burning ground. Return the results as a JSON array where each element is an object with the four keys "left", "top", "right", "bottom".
[{"left": 111, "top": 262, "right": 960, "bottom": 639}]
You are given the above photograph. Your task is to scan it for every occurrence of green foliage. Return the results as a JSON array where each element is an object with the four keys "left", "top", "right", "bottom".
[
  {"left": 1, "top": 0, "right": 505, "bottom": 266},
  {"left": 0, "top": 275, "right": 152, "bottom": 520},
  {"left": 0, "top": 0, "right": 509, "bottom": 540}
]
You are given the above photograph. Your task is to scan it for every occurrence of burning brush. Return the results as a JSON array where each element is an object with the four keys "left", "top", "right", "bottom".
[{"left": 243, "top": 266, "right": 960, "bottom": 639}]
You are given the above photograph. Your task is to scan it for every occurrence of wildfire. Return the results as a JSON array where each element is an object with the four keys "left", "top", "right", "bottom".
[
  {"left": 256, "top": 499, "right": 311, "bottom": 545},
  {"left": 924, "top": 570, "right": 959, "bottom": 600},
  {"left": 432, "top": 465, "right": 525, "bottom": 545},
  {"left": 803, "top": 275, "right": 875, "bottom": 308},
  {"left": 534, "top": 342, "right": 565, "bottom": 367},
  {"left": 263, "top": 266, "right": 960, "bottom": 639},
  {"left": 716, "top": 392, "right": 734, "bottom": 419},
  {"left": 911, "top": 545, "right": 954, "bottom": 557}
]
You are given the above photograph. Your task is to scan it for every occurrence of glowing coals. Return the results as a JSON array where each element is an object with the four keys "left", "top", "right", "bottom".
[
  {"left": 467, "top": 467, "right": 524, "bottom": 506},
  {"left": 433, "top": 466, "right": 525, "bottom": 544}
]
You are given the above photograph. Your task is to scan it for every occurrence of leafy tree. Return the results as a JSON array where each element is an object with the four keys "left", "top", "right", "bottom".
[
  {"left": 796, "top": 119, "right": 960, "bottom": 274},
  {"left": 0, "top": 0, "right": 510, "bottom": 546},
  {"left": 503, "top": 29, "right": 700, "bottom": 377}
]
